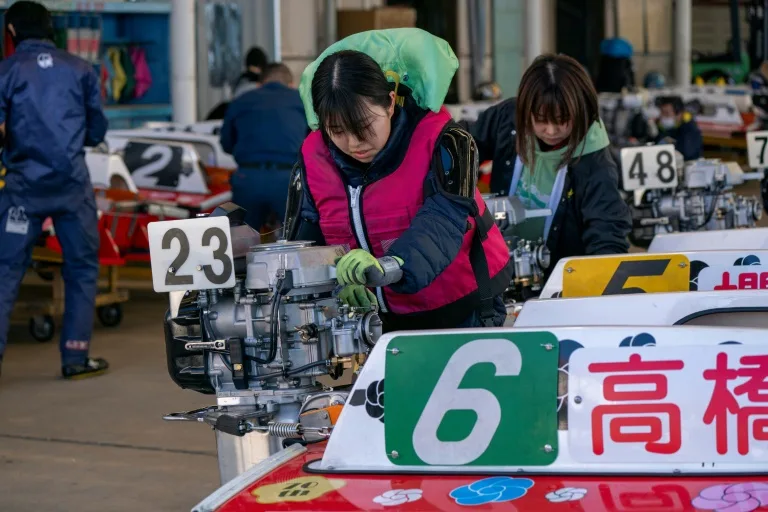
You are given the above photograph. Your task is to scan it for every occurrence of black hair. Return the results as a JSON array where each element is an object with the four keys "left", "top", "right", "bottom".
[
  {"left": 245, "top": 47, "right": 268, "bottom": 70},
  {"left": 656, "top": 95, "right": 684, "bottom": 114},
  {"left": 311, "top": 50, "right": 393, "bottom": 142},
  {"left": 516, "top": 53, "right": 600, "bottom": 167},
  {"left": 5, "top": 0, "right": 53, "bottom": 44}
]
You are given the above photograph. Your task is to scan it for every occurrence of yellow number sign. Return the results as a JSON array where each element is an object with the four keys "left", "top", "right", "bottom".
[
  {"left": 561, "top": 254, "right": 691, "bottom": 298},
  {"left": 252, "top": 476, "right": 346, "bottom": 504}
]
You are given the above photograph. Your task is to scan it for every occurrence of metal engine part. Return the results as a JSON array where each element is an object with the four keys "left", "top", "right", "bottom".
[
  {"left": 629, "top": 159, "right": 763, "bottom": 247},
  {"left": 162, "top": 238, "right": 383, "bottom": 483},
  {"left": 483, "top": 194, "right": 552, "bottom": 301}
]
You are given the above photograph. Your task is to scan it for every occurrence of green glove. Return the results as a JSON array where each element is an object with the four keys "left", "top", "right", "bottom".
[
  {"left": 338, "top": 284, "right": 378, "bottom": 308},
  {"left": 334, "top": 249, "right": 404, "bottom": 287}
]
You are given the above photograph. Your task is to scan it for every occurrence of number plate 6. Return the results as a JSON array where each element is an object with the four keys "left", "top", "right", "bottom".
[{"left": 148, "top": 216, "right": 236, "bottom": 292}]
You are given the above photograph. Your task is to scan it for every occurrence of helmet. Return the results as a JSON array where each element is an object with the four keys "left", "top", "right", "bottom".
[
  {"left": 472, "top": 81, "right": 502, "bottom": 102},
  {"left": 643, "top": 71, "right": 666, "bottom": 89}
]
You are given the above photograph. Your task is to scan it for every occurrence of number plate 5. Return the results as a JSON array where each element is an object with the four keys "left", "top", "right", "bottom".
[
  {"left": 620, "top": 144, "right": 678, "bottom": 191},
  {"left": 148, "top": 216, "right": 236, "bottom": 293}
]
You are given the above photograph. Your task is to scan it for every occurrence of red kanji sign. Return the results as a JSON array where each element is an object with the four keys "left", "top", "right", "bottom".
[
  {"left": 589, "top": 354, "right": 685, "bottom": 455},
  {"left": 714, "top": 271, "right": 768, "bottom": 290},
  {"left": 703, "top": 352, "right": 768, "bottom": 455}
]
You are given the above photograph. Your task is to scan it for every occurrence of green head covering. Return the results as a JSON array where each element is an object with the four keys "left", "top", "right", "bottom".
[{"left": 299, "top": 27, "right": 459, "bottom": 130}]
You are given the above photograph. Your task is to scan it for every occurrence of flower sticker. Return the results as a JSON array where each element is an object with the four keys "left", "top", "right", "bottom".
[
  {"left": 449, "top": 477, "right": 534, "bottom": 506},
  {"left": 546, "top": 487, "right": 587, "bottom": 502},
  {"left": 692, "top": 482, "right": 768, "bottom": 511},
  {"left": 348, "top": 379, "right": 385, "bottom": 422},
  {"left": 373, "top": 489, "right": 423, "bottom": 507}
]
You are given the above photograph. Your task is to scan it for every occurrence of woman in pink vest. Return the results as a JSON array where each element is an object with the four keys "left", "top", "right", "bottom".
[{"left": 283, "top": 29, "right": 512, "bottom": 332}]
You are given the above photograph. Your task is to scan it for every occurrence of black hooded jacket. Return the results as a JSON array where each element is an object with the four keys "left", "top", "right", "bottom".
[{"left": 466, "top": 98, "right": 632, "bottom": 279}]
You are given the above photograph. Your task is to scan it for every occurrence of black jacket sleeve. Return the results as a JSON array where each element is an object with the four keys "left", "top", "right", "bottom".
[
  {"left": 576, "top": 149, "right": 632, "bottom": 255},
  {"left": 467, "top": 100, "right": 505, "bottom": 161}
]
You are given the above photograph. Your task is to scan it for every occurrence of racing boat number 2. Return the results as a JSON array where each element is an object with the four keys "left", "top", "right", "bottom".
[
  {"left": 147, "top": 216, "right": 236, "bottom": 293},
  {"left": 384, "top": 331, "right": 559, "bottom": 467}
]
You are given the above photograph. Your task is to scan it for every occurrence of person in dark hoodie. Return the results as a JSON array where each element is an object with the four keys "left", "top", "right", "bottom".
[
  {"left": 283, "top": 28, "right": 512, "bottom": 332},
  {"left": 467, "top": 53, "right": 631, "bottom": 276}
]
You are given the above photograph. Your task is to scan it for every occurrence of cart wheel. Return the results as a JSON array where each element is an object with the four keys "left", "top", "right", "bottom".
[
  {"left": 29, "top": 315, "right": 55, "bottom": 342},
  {"left": 97, "top": 304, "right": 123, "bottom": 327}
]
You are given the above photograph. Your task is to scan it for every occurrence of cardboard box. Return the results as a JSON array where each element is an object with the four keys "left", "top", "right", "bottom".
[{"left": 336, "top": 7, "right": 417, "bottom": 40}]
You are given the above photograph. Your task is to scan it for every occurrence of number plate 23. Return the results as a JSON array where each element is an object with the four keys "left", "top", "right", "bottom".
[
  {"left": 620, "top": 144, "right": 678, "bottom": 191},
  {"left": 148, "top": 217, "right": 236, "bottom": 293}
]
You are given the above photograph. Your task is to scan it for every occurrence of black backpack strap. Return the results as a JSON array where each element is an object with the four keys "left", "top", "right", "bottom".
[{"left": 469, "top": 205, "right": 498, "bottom": 327}]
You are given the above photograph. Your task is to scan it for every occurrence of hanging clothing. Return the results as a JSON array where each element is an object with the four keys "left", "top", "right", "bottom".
[
  {"left": 107, "top": 47, "right": 126, "bottom": 101},
  {"left": 130, "top": 46, "right": 152, "bottom": 99},
  {"left": 119, "top": 47, "right": 136, "bottom": 100}
]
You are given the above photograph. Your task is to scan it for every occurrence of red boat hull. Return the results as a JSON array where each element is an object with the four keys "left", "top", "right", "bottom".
[{"left": 212, "top": 443, "right": 768, "bottom": 511}]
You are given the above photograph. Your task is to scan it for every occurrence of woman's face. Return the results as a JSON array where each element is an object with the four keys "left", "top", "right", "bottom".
[
  {"left": 326, "top": 92, "right": 396, "bottom": 163},
  {"left": 531, "top": 112, "right": 573, "bottom": 147}
]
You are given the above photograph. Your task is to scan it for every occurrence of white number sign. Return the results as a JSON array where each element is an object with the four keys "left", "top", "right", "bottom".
[
  {"left": 747, "top": 130, "right": 768, "bottom": 169},
  {"left": 148, "top": 216, "right": 236, "bottom": 293},
  {"left": 620, "top": 144, "right": 678, "bottom": 191},
  {"left": 568, "top": 345, "right": 768, "bottom": 464}
]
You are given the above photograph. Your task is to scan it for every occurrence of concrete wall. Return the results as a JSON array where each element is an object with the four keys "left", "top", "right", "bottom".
[
  {"left": 691, "top": 4, "right": 748, "bottom": 55},
  {"left": 196, "top": 0, "right": 524, "bottom": 117}
]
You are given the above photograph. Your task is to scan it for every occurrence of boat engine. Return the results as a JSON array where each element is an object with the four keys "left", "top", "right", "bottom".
[
  {"left": 483, "top": 194, "right": 551, "bottom": 301},
  {"left": 161, "top": 219, "right": 382, "bottom": 484},
  {"left": 629, "top": 159, "right": 763, "bottom": 247}
]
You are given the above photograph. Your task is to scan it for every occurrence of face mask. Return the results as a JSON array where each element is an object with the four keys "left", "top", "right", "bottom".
[{"left": 659, "top": 117, "right": 676, "bottom": 129}]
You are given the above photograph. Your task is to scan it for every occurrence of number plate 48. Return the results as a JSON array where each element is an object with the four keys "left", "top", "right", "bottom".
[
  {"left": 620, "top": 144, "right": 678, "bottom": 191},
  {"left": 147, "top": 217, "right": 236, "bottom": 293}
]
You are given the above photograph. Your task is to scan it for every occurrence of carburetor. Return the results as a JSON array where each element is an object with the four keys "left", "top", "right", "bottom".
[{"left": 629, "top": 159, "right": 762, "bottom": 246}]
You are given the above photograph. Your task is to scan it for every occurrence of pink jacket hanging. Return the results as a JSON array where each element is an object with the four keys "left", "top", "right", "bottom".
[{"left": 130, "top": 46, "right": 152, "bottom": 99}]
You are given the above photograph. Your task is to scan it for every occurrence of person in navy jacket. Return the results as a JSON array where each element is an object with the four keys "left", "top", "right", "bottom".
[
  {"left": 0, "top": 0, "right": 109, "bottom": 379},
  {"left": 220, "top": 63, "right": 308, "bottom": 233}
]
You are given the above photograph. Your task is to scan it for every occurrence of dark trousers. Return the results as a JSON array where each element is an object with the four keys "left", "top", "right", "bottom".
[
  {"left": 0, "top": 191, "right": 99, "bottom": 366},
  {"left": 230, "top": 164, "right": 293, "bottom": 232}
]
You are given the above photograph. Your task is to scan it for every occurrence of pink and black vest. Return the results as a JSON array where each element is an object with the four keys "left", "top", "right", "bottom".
[{"left": 301, "top": 107, "right": 512, "bottom": 328}]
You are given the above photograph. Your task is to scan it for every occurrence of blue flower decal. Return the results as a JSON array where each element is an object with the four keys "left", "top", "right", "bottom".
[
  {"left": 449, "top": 477, "right": 534, "bottom": 506},
  {"left": 735, "top": 255, "right": 761, "bottom": 266},
  {"left": 619, "top": 332, "right": 656, "bottom": 347}
]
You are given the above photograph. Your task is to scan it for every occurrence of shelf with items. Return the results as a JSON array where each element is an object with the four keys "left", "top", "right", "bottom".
[{"left": 0, "top": 1, "right": 172, "bottom": 128}]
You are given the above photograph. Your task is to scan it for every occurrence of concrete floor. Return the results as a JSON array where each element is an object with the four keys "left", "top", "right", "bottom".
[{"left": 0, "top": 282, "right": 221, "bottom": 512}]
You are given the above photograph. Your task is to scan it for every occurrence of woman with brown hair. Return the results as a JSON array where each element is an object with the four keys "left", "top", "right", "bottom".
[{"left": 468, "top": 53, "right": 631, "bottom": 276}]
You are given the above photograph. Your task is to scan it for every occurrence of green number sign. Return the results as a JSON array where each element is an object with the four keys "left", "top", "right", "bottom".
[{"left": 384, "top": 331, "right": 559, "bottom": 466}]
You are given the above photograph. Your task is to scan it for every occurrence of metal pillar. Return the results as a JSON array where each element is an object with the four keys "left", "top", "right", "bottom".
[
  {"left": 325, "top": 0, "right": 337, "bottom": 47},
  {"left": 674, "top": 0, "right": 692, "bottom": 86},
  {"left": 272, "top": 0, "right": 282, "bottom": 62},
  {"left": 525, "top": 0, "right": 543, "bottom": 66},
  {"left": 468, "top": 0, "right": 488, "bottom": 90},
  {"left": 171, "top": 0, "right": 197, "bottom": 124}
]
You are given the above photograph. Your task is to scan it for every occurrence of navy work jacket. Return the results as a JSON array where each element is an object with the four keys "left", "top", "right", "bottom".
[
  {"left": 220, "top": 81, "right": 308, "bottom": 167},
  {"left": 0, "top": 39, "right": 107, "bottom": 210}
]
